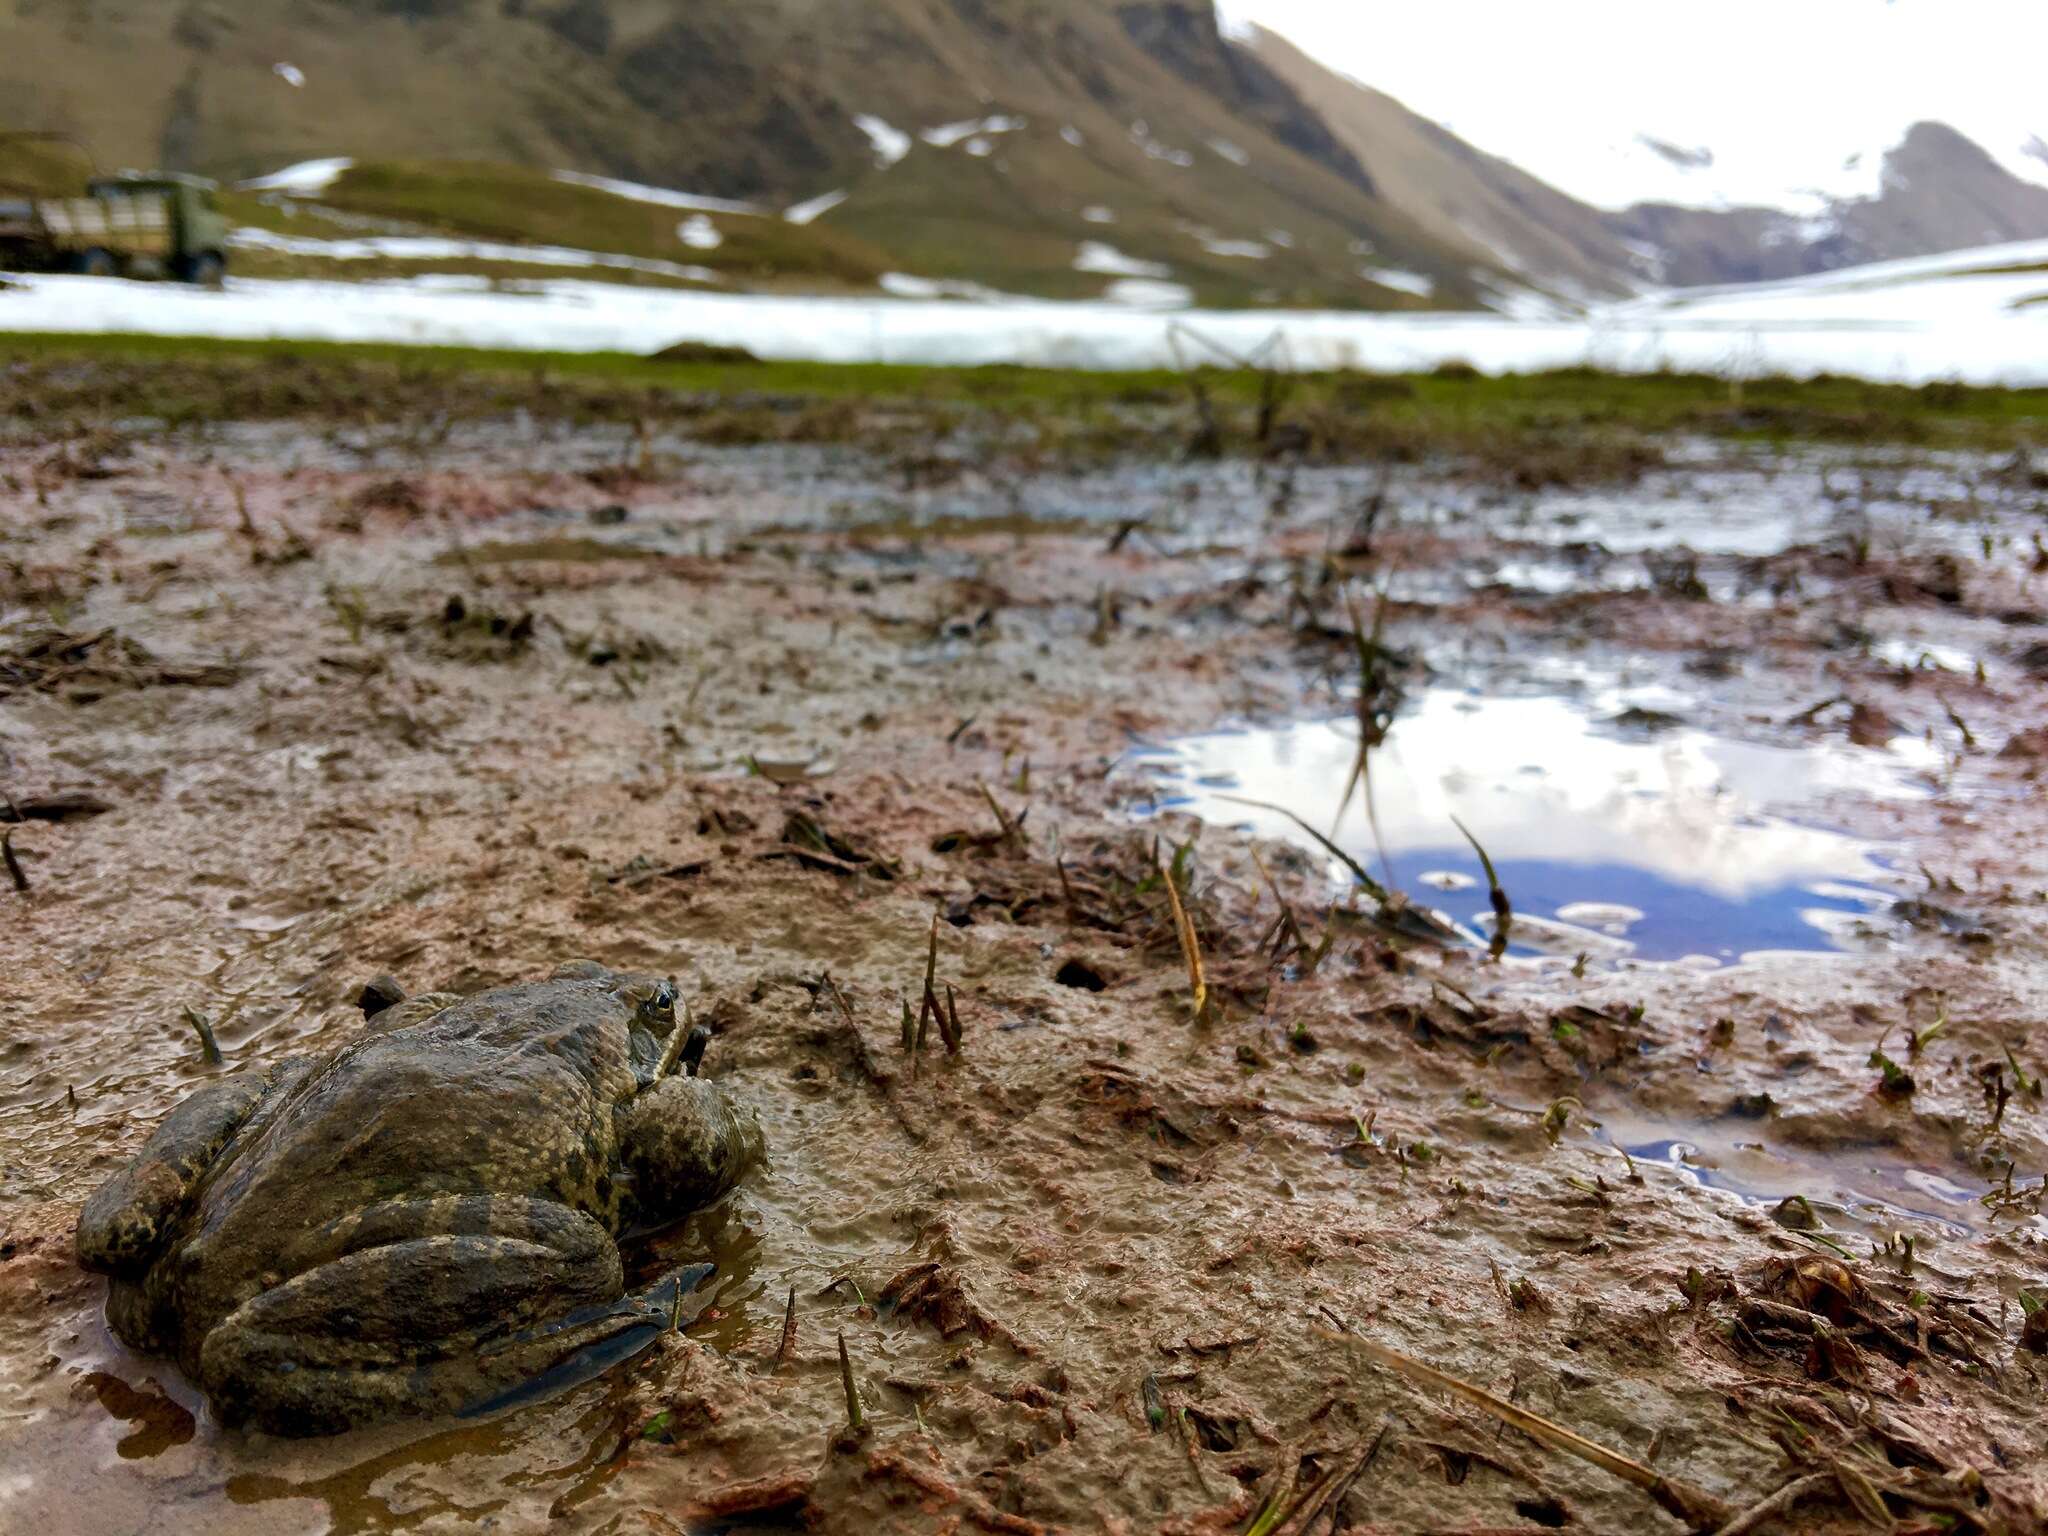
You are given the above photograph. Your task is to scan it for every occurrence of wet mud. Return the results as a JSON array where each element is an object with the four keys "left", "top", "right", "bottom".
[{"left": 2, "top": 403, "right": 2046, "bottom": 1534}]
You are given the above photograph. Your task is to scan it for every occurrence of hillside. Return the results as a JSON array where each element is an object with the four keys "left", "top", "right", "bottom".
[
  {"left": 0, "top": 0, "right": 1501, "bottom": 311},
  {"left": 1234, "top": 28, "right": 1643, "bottom": 302}
]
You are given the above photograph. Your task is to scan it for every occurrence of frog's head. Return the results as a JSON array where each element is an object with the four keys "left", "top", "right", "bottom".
[
  {"left": 553, "top": 960, "right": 676, "bottom": 1025},
  {"left": 553, "top": 960, "right": 693, "bottom": 1084},
  {"left": 634, "top": 978, "right": 679, "bottom": 1037}
]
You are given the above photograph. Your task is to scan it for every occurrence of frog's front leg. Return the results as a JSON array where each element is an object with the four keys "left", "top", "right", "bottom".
[
  {"left": 195, "top": 1195, "right": 648, "bottom": 1435},
  {"left": 616, "top": 1076, "right": 763, "bottom": 1226},
  {"left": 76, "top": 1071, "right": 277, "bottom": 1276}
]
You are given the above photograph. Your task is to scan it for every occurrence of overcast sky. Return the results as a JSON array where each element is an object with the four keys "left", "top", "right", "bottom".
[{"left": 1216, "top": 1, "right": 2048, "bottom": 210}]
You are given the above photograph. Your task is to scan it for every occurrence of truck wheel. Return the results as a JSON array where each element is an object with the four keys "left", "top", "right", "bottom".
[
  {"left": 74, "top": 247, "right": 119, "bottom": 278},
  {"left": 177, "top": 250, "right": 226, "bottom": 287}
]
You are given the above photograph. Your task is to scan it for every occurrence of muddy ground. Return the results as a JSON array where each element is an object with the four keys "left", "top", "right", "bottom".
[{"left": 2, "top": 373, "right": 2046, "bottom": 1536}]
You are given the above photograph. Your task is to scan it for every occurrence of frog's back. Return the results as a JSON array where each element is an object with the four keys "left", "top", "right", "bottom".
[{"left": 172, "top": 980, "right": 639, "bottom": 1291}]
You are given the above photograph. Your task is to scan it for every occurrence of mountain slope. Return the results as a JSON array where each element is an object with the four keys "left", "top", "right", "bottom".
[
  {"left": 1237, "top": 27, "right": 1643, "bottom": 301},
  {"left": 1837, "top": 123, "right": 2048, "bottom": 264},
  {"left": 1609, "top": 124, "right": 2048, "bottom": 287},
  {"left": 0, "top": 0, "right": 1502, "bottom": 310},
  {"left": 1245, "top": 23, "right": 2048, "bottom": 294}
]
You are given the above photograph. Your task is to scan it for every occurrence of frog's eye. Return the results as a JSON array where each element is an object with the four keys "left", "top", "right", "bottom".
[{"left": 646, "top": 981, "right": 678, "bottom": 1017}]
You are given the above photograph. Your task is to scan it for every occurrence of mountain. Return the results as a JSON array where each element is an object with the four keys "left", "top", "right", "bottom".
[
  {"left": 1233, "top": 27, "right": 1642, "bottom": 302},
  {"left": 8, "top": 0, "right": 2045, "bottom": 311},
  {"left": 0, "top": 0, "right": 1503, "bottom": 311},
  {"left": 1244, "top": 24, "right": 2048, "bottom": 294}
]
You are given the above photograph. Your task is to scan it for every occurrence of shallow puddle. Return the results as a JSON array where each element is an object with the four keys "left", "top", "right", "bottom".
[
  {"left": 1589, "top": 1111, "right": 2036, "bottom": 1245},
  {"left": 0, "top": 1208, "right": 767, "bottom": 1535},
  {"left": 1130, "top": 687, "right": 1945, "bottom": 964}
]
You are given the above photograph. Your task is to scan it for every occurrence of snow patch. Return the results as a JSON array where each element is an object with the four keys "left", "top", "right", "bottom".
[
  {"left": 551, "top": 171, "right": 764, "bottom": 216},
  {"left": 1264, "top": 230, "right": 1295, "bottom": 250},
  {"left": 16, "top": 237, "right": 2048, "bottom": 386},
  {"left": 1074, "top": 242, "right": 1172, "bottom": 279},
  {"left": 227, "top": 228, "right": 721, "bottom": 283},
  {"left": 1760, "top": 208, "right": 1842, "bottom": 250},
  {"left": 1212, "top": 3, "right": 1258, "bottom": 43},
  {"left": 878, "top": 273, "right": 1031, "bottom": 303},
  {"left": 784, "top": 190, "right": 848, "bottom": 226},
  {"left": 1102, "top": 279, "right": 1193, "bottom": 309},
  {"left": 1194, "top": 233, "right": 1270, "bottom": 260},
  {"left": 964, "top": 138, "right": 994, "bottom": 158},
  {"left": 1620, "top": 239, "right": 1670, "bottom": 283},
  {"left": 1475, "top": 279, "right": 1577, "bottom": 322},
  {"left": 1080, "top": 206, "right": 1117, "bottom": 225},
  {"left": 272, "top": 62, "right": 306, "bottom": 89},
  {"left": 1363, "top": 267, "right": 1435, "bottom": 298},
  {"left": 1487, "top": 124, "right": 1887, "bottom": 215},
  {"left": 676, "top": 215, "right": 723, "bottom": 251},
  {"left": 1061, "top": 125, "right": 1086, "bottom": 148},
  {"left": 1454, "top": 221, "right": 1529, "bottom": 276},
  {"left": 921, "top": 115, "right": 1024, "bottom": 149},
  {"left": 1207, "top": 138, "right": 1250, "bottom": 167},
  {"left": 239, "top": 158, "right": 352, "bottom": 194},
  {"left": 852, "top": 114, "right": 912, "bottom": 168},
  {"left": 1129, "top": 121, "right": 1194, "bottom": 168}
]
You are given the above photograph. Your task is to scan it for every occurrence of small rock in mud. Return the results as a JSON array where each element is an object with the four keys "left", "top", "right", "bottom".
[{"left": 356, "top": 974, "right": 406, "bottom": 1017}]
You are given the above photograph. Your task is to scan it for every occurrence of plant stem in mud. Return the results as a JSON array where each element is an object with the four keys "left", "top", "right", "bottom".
[
  {"left": 1324, "top": 1332, "right": 1730, "bottom": 1530},
  {"left": 182, "top": 1005, "right": 223, "bottom": 1066},
  {"left": 836, "top": 1331, "right": 863, "bottom": 1432},
  {"left": 941, "top": 982, "right": 962, "bottom": 1054},
  {"left": 1159, "top": 854, "right": 1209, "bottom": 1024},
  {"left": 775, "top": 1286, "right": 796, "bottom": 1371},
  {"left": 913, "top": 913, "right": 941, "bottom": 1059},
  {"left": 1451, "top": 814, "right": 1512, "bottom": 960}
]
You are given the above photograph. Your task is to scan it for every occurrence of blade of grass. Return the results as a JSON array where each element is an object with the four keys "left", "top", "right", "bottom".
[
  {"left": 1450, "top": 814, "right": 1512, "bottom": 960},
  {"left": 1159, "top": 853, "right": 1209, "bottom": 1024},
  {"left": 1216, "top": 794, "right": 1389, "bottom": 904}
]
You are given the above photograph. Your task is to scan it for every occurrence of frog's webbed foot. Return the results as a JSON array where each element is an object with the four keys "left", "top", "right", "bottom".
[
  {"left": 457, "top": 1261, "right": 718, "bottom": 1420},
  {"left": 76, "top": 1071, "right": 275, "bottom": 1277},
  {"left": 198, "top": 1195, "right": 632, "bottom": 1435},
  {"left": 616, "top": 1076, "right": 763, "bottom": 1224}
]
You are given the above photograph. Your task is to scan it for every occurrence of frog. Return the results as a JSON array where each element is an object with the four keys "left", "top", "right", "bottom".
[{"left": 74, "top": 960, "right": 764, "bottom": 1437}]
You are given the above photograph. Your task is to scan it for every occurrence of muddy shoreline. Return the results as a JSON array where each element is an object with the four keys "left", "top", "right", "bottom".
[{"left": 2, "top": 382, "right": 2045, "bottom": 1534}]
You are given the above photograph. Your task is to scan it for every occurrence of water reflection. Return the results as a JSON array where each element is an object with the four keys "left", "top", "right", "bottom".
[
  {"left": 1132, "top": 688, "right": 1943, "bottom": 963},
  {"left": 1593, "top": 1112, "right": 2028, "bottom": 1241}
]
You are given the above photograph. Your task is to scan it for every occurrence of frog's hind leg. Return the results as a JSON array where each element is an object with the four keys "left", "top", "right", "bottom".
[
  {"left": 197, "top": 1196, "right": 689, "bottom": 1435},
  {"left": 77, "top": 1072, "right": 276, "bottom": 1278}
]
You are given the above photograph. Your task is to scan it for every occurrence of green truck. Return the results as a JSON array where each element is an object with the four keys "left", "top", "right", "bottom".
[{"left": 0, "top": 170, "right": 231, "bottom": 284}]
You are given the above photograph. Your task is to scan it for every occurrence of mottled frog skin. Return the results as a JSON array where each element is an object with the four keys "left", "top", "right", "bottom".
[{"left": 75, "top": 961, "right": 763, "bottom": 1436}]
